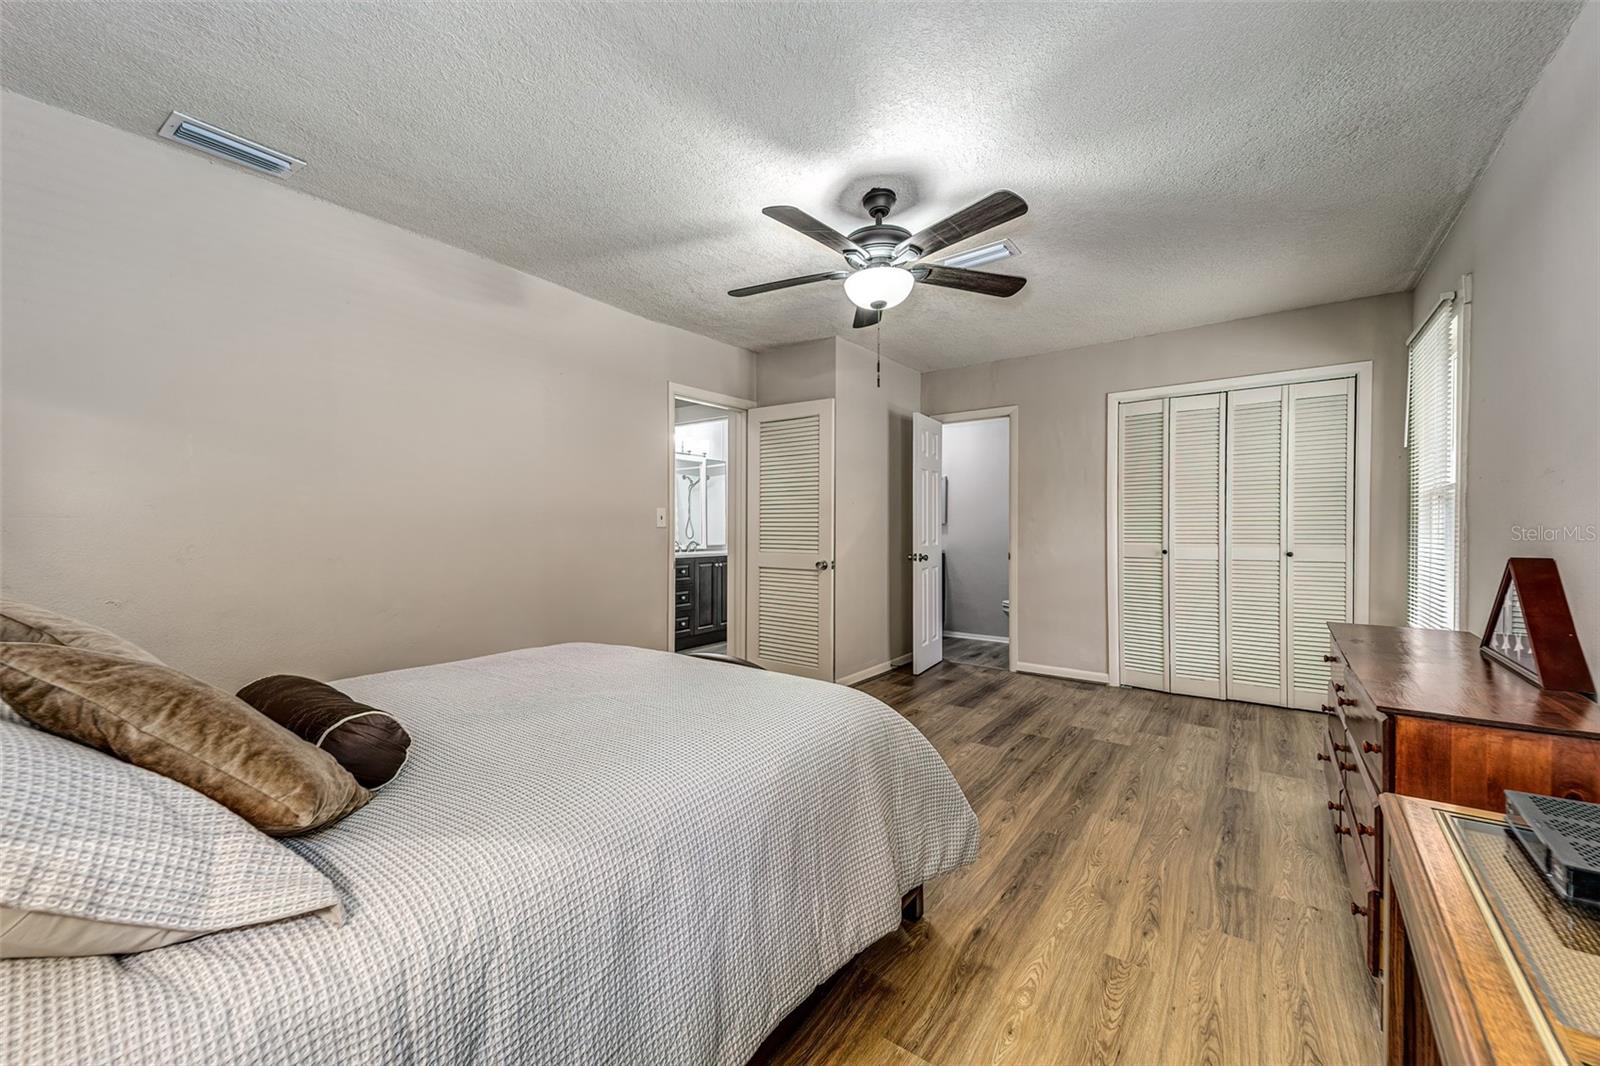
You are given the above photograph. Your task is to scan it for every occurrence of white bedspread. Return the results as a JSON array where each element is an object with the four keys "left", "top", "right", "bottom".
[{"left": 3, "top": 643, "right": 979, "bottom": 1065}]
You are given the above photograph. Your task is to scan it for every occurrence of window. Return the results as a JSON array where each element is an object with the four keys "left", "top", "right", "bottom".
[{"left": 1405, "top": 294, "right": 1463, "bottom": 629}]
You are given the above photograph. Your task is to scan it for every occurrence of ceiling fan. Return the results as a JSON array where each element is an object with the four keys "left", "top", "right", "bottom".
[{"left": 728, "top": 187, "right": 1028, "bottom": 328}]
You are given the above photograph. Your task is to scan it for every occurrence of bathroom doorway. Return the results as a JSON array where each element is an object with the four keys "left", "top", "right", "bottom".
[
  {"left": 937, "top": 410, "right": 1017, "bottom": 671},
  {"left": 667, "top": 386, "right": 752, "bottom": 658}
]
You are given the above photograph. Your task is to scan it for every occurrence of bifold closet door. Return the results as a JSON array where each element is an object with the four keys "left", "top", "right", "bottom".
[
  {"left": 746, "top": 399, "right": 834, "bottom": 681},
  {"left": 1166, "top": 393, "right": 1225, "bottom": 698},
  {"left": 1117, "top": 398, "right": 1167, "bottom": 691},
  {"left": 1285, "top": 378, "right": 1355, "bottom": 709},
  {"left": 1225, "top": 386, "right": 1288, "bottom": 705}
]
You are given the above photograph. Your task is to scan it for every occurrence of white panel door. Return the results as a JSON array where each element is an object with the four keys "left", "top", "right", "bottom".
[
  {"left": 1118, "top": 398, "right": 1167, "bottom": 692},
  {"left": 1166, "top": 393, "right": 1224, "bottom": 698},
  {"left": 1285, "top": 378, "right": 1355, "bottom": 709},
  {"left": 911, "top": 413, "right": 944, "bottom": 674},
  {"left": 1225, "top": 385, "right": 1289, "bottom": 706},
  {"left": 746, "top": 400, "right": 835, "bottom": 680}
]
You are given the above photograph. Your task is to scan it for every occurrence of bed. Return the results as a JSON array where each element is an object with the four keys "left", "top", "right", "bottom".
[{"left": 2, "top": 643, "right": 979, "bottom": 1065}]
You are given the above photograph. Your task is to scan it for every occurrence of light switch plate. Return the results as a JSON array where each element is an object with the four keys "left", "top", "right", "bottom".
[{"left": 655, "top": 507, "right": 667, "bottom": 528}]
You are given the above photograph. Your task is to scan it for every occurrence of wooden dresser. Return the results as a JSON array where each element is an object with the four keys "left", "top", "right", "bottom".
[{"left": 1319, "top": 622, "right": 1600, "bottom": 981}]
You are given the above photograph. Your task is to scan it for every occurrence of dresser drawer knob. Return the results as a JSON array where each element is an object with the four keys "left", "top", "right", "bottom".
[
  {"left": 1321, "top": 704, "right": 1335, "bottom": 714},
  {"left": 1334, "top": 824, "right": 1352, "bottom": 837},
  {"left": 1338, "top": 696, "right": 1357, "bottom": 707},
  {"left": 1333, "top": 682, "right": 1345, "bottom": 693},
  {"left": 1337, "top": 760, "right": 1359, "bottom": 774},
  {"left": 1327, "top": 800, "right": 1345, "bottom": 812},
  {"left": 1350, "top": 901, "right": 1368, "bottom": 918},
  {"left": 1316, "top": 752, "right": 1331, "bottom": 763},
  {"left": 1333, "top": 741, "right": 1351, "bottom": 754},
  {"left": 1323, "top": 654, "right": 1339, "bottom": 664},
  {"left": 1361, "top": 741, "right": 1382, "bottom": 755},
  {"left": 1356, "top": 821, "right": 1376, "bottom": 837}
]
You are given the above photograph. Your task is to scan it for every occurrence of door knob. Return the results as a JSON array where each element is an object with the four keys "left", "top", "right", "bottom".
[{"left": 814, "top": 561, "right": 827, "bottom": 570}]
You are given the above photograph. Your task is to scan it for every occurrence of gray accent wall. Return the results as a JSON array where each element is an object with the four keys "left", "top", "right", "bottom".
[
  {"left": 1412, "top": 1, "right": 1599, "bottom": 657},
  {"left": 0, "top": 93, "right": 755, "bottom": 691},
  {"left": 942, "top": 419, "right": 1011, "bottom": 639}
]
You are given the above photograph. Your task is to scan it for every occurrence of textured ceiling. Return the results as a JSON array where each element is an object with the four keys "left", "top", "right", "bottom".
[{"left": 0, "top": 1, "right": 1582, "bottom": 371}]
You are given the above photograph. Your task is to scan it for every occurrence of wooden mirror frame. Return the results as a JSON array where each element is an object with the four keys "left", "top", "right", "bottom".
[{"left": 1480, "top": 558, "right": 1595, "bottom": 696}]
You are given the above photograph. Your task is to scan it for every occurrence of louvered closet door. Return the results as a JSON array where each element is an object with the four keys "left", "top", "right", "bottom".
[
  {"left": 1285, "top": 379, "right": 1355, "bottom": 709},
  {"left": 1225, "top": 386, "right": 1288, "bottom": 706},
  {"left": 1117, "top": 399, "right": 1167, "bottom": 691},
  {"left": 1166, "top": 393, "right": 1224, "bottom": 698},
  {"left": 746, "top": 400, "right": 835, "bottom": 680}
]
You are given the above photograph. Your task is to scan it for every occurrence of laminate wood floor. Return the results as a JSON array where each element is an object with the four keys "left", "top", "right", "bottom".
[
  {"left": 943, "top": 637, "right": 1011, "bottom": 670},
  {"left": 758, "top": 661, "right": 1382, "bottom": 1066}
]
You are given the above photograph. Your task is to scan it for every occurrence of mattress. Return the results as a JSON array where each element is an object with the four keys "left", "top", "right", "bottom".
[{"left": 3, "top": 643, "right": 979, "bottom": 1065}]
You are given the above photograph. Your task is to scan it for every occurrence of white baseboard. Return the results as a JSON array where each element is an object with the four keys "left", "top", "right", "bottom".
[
  {"left": 1016, "top": 661, "right": 1110, "bottom": 685},
  {"left": 837, "top": 653, "right": 913, "bottom": 687},
  {"left": 942, "top": 630, "right": 1009, "bottom": 644}
]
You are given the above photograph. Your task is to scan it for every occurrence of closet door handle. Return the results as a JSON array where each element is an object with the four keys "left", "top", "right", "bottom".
[{"left": 815, "top": 560, "right": 828, "bottom": 570}]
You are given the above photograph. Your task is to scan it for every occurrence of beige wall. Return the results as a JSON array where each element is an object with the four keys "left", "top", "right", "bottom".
[
  {"left": 834, "top": 337, "right": 920, "bottom": 681},
  {"left": 922, "top": 293, "right": 1412, "bottom": 679},
  {"left": 753, "top": 336, "right": 921, "bottom": 680},
  {"left": 754, "top": 338, "right": 836, "bottom": 404},
  {"left": 1412, "top": 2, "right": 1599, "bottom": 655},
  {"left": 0, "top": 93, "right": 755, "bottom": 690}
]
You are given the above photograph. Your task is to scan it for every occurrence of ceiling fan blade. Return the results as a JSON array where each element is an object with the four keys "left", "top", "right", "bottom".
[
  {"left": 896, "top": 190, "right": 1028, "bottom": 259},
  {"left": 728, "top": 271, "right": 847, "bottom": 298},
  {"left": 915, "top": 265, "right": 1027, "bottom": 297},
  {"left": 852, "top": 306, "right": 882, "bottom": 329},
  {"left": 762, "top": 206, "right": 864, "bottom": 257}
]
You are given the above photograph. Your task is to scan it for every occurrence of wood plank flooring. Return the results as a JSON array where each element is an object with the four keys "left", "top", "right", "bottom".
[
  {"left": 758, "top": 661, "right": 1382, "bottom": 1066},
  {"left": 943, "top": 636, "right": 1011, "bottom": 670}
]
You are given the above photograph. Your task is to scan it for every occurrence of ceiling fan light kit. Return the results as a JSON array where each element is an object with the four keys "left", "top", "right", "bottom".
[
  {"left": 844, "top": 265, "right": 915, "bottom": 310},
  {"left": 729, "top": 186, "right": 1029, "bottom": 328}
]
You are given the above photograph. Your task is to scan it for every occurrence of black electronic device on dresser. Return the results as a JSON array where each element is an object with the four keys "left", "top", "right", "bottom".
[{"left": 675, "top": 554, "right": 727, "bottom": 649}]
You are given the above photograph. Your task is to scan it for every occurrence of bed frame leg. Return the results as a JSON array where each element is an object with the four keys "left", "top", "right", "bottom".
[{"left": 900, "top": 885, "right": 924, "bottom": 923}]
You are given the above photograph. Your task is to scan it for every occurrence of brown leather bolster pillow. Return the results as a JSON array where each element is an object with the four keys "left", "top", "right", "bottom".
[{"left": 238, "top": 676, "right": 410, "bottom": 790}]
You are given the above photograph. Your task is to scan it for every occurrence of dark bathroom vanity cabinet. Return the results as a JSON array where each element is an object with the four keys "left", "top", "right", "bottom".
[{"left": 675, "top": 554, "right": 727, "bottom": 648}]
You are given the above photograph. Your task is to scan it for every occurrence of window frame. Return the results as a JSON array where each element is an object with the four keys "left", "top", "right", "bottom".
[{"left": 1404, "top": 278, "right": 1470, "bottom": 631}]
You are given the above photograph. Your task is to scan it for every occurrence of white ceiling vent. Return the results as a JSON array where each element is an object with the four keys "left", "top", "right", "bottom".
[{"left": 157, "top": 112, "right": 304, "bottom": 176}]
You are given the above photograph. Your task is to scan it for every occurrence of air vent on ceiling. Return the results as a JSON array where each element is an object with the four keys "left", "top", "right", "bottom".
[
  {"left": 938, "top": 239, "right": 1020, "bottom": 270},
  {"left": 157, "top": 112, "right": 304, "bottom": 177}
]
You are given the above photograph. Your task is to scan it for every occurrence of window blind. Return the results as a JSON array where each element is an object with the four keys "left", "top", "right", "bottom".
[{"left": 1405, "top": 297, "right": 1461, "bottom": 629}]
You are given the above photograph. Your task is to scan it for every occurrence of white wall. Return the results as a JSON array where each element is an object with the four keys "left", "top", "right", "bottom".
[
  {"left": 1412, "top": 2, "right": 1599, "bottom": 655},
  {"left": 0, "top": 92, "right": 755, "bottom": 690},
  {"left": 923, "top": 293, "right": 1411, "bottom": 679},
  {"left": 942, "top": 419, "right": 1011, "bottom": 639}
]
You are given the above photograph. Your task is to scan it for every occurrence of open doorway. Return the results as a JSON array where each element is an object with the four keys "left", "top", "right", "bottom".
[
  {"left": 938, "top": 411, "right": 1017, "bottom": 670},
  {"left": 668, "top": 386, "right": 752, "bottom": 659}
]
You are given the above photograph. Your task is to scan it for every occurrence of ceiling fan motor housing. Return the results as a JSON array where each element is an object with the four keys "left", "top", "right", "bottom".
[{"left": 850, "top": 188, "right": 913, "bottom": 262}]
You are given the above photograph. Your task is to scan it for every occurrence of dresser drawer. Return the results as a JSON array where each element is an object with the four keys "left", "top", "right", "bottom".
[
  {"left": 1333, "top": 672, "right": 1386, "bottom": 787},
  {"left": 674, "top": 562, "right": 692, "bottom": 583},
  {"left": 674, "top": 612, "right": 693, "bottom": 633},
  {"left": 675, "top": 588, "right": 692, "bottom": 607},
  {"left": 1339, "top": 739, "right": 1382, "bottom": 883},
  {"left": 1319, "top": 725, "right": 1344, "bottom": 810},
  {"left": 1335, "top": 798, "right": 1382, "bottom": 976}
]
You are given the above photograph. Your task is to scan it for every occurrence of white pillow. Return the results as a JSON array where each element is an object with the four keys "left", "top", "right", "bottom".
[{"left": 0, "top": 709, "right": 343, "bottom": 958}]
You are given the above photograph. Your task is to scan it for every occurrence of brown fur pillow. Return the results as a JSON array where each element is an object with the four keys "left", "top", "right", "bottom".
[
  {"left": 238, "top": 675, "right": 410, "bottom": 789},
  {"left": 0, "top": 644, "right": 367, "bottom": 835},
  {"left": 0, "top": 599, "right": 164, "bottom": 665}
]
